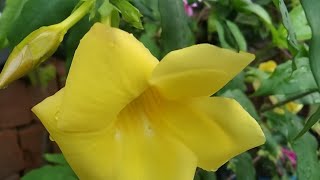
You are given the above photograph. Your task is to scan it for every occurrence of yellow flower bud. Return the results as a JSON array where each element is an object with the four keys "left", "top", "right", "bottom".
[
  {"left": 258, "top": 60, "right": 277, "bottom": 73},
  {"left": 0, "top": 24, "right": 66, "bottom": 88}
]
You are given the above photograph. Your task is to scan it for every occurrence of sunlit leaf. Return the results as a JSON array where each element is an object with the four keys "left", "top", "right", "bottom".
[{"left": 110, "top": 0, "right": 143, "bottom": 29}]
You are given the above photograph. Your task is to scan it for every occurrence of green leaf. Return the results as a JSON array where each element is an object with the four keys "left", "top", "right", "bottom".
[
  {"left": 301, "top": 0, "right": 320, "bottom": 90},
  {"left": 22, "top": 165, "right": 77, "bottom": 180},
  {"left": 290, "top": 5, "right": 311, "bottom": 41},
  {"left": 229, "top": 152, "right": 256, "bottom": 180},
  {"left": 0, "top": 0, "right": 28, "bottom": 49},
  {"left": 275, "top": 0, "right": 298, "bottom": 49},
  {"left": 254, "top": 58, "right": 317, "bottom": 96},
  {"left": 6, "top": 0, "right": 78, "bottom": 48},
  {"left": 139, "top": 23, "right": 161, "bottom": 59},
  {"left": 131, "top": 0, "right": 159, "bottom": 20},
  {"left": 110, "top": 0, "right": 143, "bottom": 29},
  {"left": 215, "top": 19, "right": 233, "bottom": 50},
  {"left": 292, "top": 132, "right": 320, "bottom": 179},
  {"left": 226, "top": 20, "right": 247, "bottom": 51},
  {"left": 196, "top": 169, "right": 217, "bottom": 180},
  {"left": 233, "top": 0, "right": 278, "bottom": 40},
  {"left": 221, "top": 89, "right": 260, "bottom": 120},
  {"left": 44, "top": 153, "right": 69, "bottom": 166},
  {"left": 293, "top": 0, "right": 320, "bottom": 142},
  {"left": 158, "top": 0, "right": 195, "bottom": 55},
  {"left": 219, "top": 72, "right": 247, "bottom": 93},
  {"left": 295, "top": 106, "right": 320, "bottom": 140}
]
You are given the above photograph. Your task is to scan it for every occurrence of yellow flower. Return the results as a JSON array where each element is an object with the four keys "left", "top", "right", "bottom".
[
  {"left": 32, "top": 23, "right": 265, "bottom": 180},
  {"left": 258, "top": 60, "right": 277, "bottom": 73}
]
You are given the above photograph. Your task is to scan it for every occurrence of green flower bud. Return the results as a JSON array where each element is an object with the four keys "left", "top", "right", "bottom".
[
  {"left": 0, "top": 0, "right": 94, "bottom": 89},
  {"left": 0, "top": 24, "right": 66, "bottom": 89}
]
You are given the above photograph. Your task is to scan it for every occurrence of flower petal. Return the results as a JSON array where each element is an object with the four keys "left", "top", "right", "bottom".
[
  {"left": 59, "top": 23, "right": 159, "bottom": 131},
  {"left": 149, "top": 44, "right": 255, "bottom": 99},
  {"left": 32, "top": 90, "right": 122, "bottom": 179},
  {"left": 155, "top": 97, "right": 265, "bottom": 171},
  {"left": 32, "top": 89, "right": 197, "bottom": 180},
  {"left": 115, "top": 102, "right": 197, "bottom": 180}
]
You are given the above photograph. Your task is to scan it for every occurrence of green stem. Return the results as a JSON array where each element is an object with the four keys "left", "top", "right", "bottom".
[
  {"left": 260, "top": 89, "right": 318, "bottom": 112},
  {"left": 59, "top": 0, "right": 94, "bottom": 31}
]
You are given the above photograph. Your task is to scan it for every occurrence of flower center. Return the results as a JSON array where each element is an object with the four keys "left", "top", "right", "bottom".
[{"left": 116, "top": 87, "right": 164, "bottom": 136}]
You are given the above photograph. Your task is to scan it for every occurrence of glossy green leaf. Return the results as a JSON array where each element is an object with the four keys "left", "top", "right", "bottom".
[
  {"left": 0, "top": 0, "right": 28, "bottom": 49},
  {"left": 158, "top": 0, "right": 195, "bottom": 54},
  {"left": 6, "top": 0, "right": 78, "bottom": 48},
  {"left": 254, "top": 58, "right": 317, "bottom": 96},
  {"left": 110, "top": 0, "right": 143, "bottom": 29}
]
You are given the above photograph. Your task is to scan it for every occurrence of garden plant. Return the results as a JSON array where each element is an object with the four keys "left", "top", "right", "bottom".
[{"left": 0, "top": 0, "right": 319, "bottom": 179}]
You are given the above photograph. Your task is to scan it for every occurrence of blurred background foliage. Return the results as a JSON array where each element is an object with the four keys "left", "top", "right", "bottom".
[{"left": 0, "top": 0, "right": 320, "bottom": 179}]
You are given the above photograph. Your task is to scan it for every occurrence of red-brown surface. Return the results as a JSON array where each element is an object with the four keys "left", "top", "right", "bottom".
[
  {"left": 0, "top": 130, "right": 24, "bottom": 179},
  {"left": 0, "top": 82, "right": 32, "bottom": 129},
  {"left": 0, "top": 59, "right": 65, "bottom": 179}
]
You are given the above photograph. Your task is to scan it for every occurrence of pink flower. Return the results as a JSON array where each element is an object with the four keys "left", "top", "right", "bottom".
[
  {"left": 183, "top": 0, "right": 198, "bottom": 16},
  {"left": 281, "top": 148, "right": 297, "bottom": 168}
]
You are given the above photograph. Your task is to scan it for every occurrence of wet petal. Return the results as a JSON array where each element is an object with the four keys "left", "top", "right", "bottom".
[
  {"left": 149, "top": 44, "right": 255, "bottom": 99},
  {"left": 32, "top": 89, "right": 197, "bottom": 180},
  {"left": 155, "top": 97, "right": 265, "bottom": 171},
  {"left": 59, "top": 23, "right": 159, "bottom": 131}
]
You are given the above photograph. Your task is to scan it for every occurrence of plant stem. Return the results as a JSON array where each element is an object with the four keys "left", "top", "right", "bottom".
[
  {"left": 260, "top": 89, "right": 318, "bottom": 113},
  {"left": 59, "top": 0, "right": 94, "bottom": 31}
]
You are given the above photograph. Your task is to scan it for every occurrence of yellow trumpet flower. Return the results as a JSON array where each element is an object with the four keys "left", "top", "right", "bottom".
[{"left": 32, "top": 23, "right": 265, "bottom": 180}]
